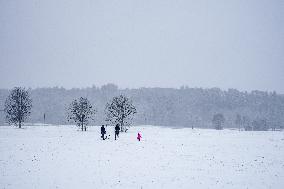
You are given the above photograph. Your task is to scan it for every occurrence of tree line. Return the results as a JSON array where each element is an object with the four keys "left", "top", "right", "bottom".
[
  {"left": 0, "top": 84, "right": 283, "bottom": 130},
  {"left": 3, "top": 87, "right": 137, "bottom": 131}
]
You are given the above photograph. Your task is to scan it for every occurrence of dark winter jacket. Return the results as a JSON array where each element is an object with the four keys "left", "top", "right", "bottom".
[
  {"left": 115, "top": 125, "right": 120, "bottom": 132},
  {"left": 101, "top": 126, "right": 106, "bottom": 134}
]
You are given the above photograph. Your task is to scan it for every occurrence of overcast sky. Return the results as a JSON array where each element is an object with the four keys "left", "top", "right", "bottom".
[{"left": 0, "top": 0, "right": 283, "bottom": 93}]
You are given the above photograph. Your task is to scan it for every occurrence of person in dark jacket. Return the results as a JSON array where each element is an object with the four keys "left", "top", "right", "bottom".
[
  {"left": 115, "top": 124, "right": 120, "bottom": 140},
  {"left": 101, "top": 125, "right": 106, "bottom": 140}
]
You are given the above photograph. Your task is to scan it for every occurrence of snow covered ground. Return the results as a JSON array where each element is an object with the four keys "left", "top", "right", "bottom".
[{"left": 0, "top": 125, "right": 284, "bottom": 189}]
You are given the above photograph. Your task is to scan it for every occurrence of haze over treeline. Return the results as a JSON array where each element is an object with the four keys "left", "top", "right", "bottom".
[
  {"left": 0, "top": 84, "right": 283, "bottom": 129},
  {"left": 1, "top": 1, "right": 283, "bottom": 93}
]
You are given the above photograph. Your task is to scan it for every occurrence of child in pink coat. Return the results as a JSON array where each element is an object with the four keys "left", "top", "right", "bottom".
[{"left": 137, "top": 132, "right": 142, "bottom": 141}]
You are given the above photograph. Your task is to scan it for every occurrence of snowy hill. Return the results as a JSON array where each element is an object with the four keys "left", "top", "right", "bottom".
[{"left": 0, "top": 125, "right": 283, "bottom": 189}]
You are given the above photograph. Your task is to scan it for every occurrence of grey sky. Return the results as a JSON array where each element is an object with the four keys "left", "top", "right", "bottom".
[{"left": 0, "top": 0, "right": 283, "bottom": 93}]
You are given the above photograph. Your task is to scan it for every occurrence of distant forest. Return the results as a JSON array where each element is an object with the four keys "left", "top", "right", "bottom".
[{"left": 0, "top": 84, "right": 284, "bottom": 129}]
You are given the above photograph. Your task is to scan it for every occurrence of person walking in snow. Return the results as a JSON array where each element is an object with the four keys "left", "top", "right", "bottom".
[
  {"left": 115, "top": 124, "right": 120, "bottom": 140},
  {"left": 101, "top": 125, "right": 106, "bottom": 140},
  {"left": 137, "top": 132, "right": 142, "bottom": 141}
]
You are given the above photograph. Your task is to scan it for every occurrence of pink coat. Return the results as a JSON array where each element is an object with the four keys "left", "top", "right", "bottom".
[{"left": 137, "top": 133, "right": 142, "bottom": 141}]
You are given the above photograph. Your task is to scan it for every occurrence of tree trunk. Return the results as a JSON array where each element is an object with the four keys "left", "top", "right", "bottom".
[
  {"left": 120, "top": 118, "right": 125, "bottom": 132},
  {"left": 81, "top": 122, "right": 84, "bottom": 131},
  {"left": 19, "top": 121, "right": 21, "bottom": 129},
  {"left": 120, "top": 121, "right": 123, "bottom": 132}
]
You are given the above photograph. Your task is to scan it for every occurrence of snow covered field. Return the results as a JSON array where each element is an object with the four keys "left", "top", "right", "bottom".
[{"left": 0, "top": 126, "right": 284, "bottom": 189}]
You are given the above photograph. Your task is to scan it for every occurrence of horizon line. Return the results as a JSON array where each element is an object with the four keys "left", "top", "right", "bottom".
[{"left": 0, "top": 84, "right": 282, "bottom": 95}]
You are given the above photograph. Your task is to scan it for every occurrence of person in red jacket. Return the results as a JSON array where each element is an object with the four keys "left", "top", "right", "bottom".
[{"left": 137, "top": 132, "right": 142, "bottom": 141}]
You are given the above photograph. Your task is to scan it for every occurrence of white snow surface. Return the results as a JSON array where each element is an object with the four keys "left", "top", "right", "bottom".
[{"left": 0, "top": 125, "right": 284, "bottom": 189}]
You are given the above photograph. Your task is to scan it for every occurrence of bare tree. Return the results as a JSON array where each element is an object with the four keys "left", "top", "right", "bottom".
[
  {"left": 235, "top": 114, "right": 242, "bottom": 131},
  {"left": 252, "top": 118, "right": 268, "bottom": 131},
  {"left": 243, "top": 116, "right": 252, "bottom": 131},
  {"left": 212, "top": 113, "right": 225, "bottom": 130},
  {"left": 4, "top": 87, "right": 32, "bottom": 128},
  {"left": 105, "top": 95, "right": 137, "bottom": 132},
  {"left": 67, "top": 97, "right": 96, "bottom": 131}
]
